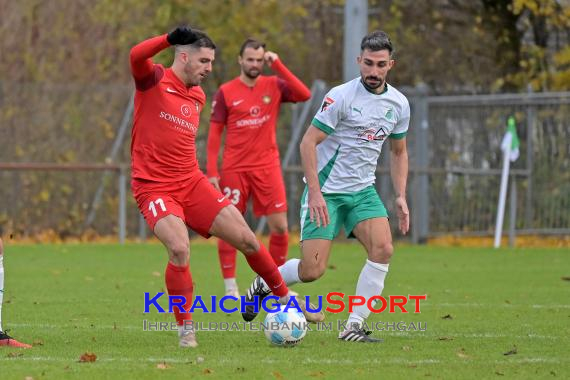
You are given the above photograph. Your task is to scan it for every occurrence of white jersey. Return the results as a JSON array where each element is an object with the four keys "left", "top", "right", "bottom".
[{"left": 310, "top": 77, "right": 410, "bottom": 193}]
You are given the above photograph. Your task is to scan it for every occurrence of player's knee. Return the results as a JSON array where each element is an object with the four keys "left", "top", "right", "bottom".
[
  {"left": 169, "top": 240, "right": 190, "bottom": 261},
  {"left": 371, "top": 242, "right": 393, "bottom": 262},
  {"left": 298, "top": 262, "right": 325, "bottom": 282},
  {"left": 270, "top": 223, "right": 288, "bottom": 235}
]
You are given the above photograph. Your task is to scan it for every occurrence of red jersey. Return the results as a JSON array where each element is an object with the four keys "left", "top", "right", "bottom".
[
  {"left": 130, "top": 35, "right": 206, "bottom": 182},
  {"left": 207, "top": 59, "right": 310, "bottom": 176}
]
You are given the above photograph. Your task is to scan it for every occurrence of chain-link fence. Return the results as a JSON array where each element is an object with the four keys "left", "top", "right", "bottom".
[
  {"left": 1, "top": 81, "right": 569, "bottom": 241},
  {"left": 407, "top": 89, "right": 570, "bottom": 241}
]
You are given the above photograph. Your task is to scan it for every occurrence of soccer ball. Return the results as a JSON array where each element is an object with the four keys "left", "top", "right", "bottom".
[{"left": 262, "top": 309, "right": 307, "bottom": 346}]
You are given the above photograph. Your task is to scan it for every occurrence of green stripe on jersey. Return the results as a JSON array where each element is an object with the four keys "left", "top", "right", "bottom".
[
  {"left": 312, "top": 118, "right": 335, "bottom": 135},
  {"left": 389, "top": 132, "right": 407, "bottom": 140},
  {"left": 318, "top": 146, "right": 340, "bottom": 187},
  {"left": 299, "top": 146, "right": 340, "bottom": 237}
]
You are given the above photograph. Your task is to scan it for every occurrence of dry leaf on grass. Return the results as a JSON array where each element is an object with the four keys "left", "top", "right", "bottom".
[{"left": 79, "top": 352, "right": 97, "bottom": 362}]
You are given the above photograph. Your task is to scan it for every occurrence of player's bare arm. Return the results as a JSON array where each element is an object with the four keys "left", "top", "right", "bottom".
[
  {"left": 390, "top": 137, "right": 410, "bottom": 234},
  {"left": 300, "top": 126, "right": 330, "bottom": 227}
]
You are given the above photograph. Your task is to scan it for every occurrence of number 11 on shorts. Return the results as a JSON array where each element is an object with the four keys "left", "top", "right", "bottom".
[{"left": 148, "top": 198, "right": 166, "bottom": 217}]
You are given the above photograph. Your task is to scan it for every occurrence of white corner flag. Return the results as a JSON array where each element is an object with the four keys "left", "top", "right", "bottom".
[
  {"left": 494, "top": 116, "right": 520, "bottom": 248},
  {"left": 501, "top": 116, "right": 520, "bottom": 162}
]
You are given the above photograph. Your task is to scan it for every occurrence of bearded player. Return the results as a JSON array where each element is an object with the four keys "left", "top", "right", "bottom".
[
  {"left": 130, "top": 27, "right": 291, "bottom": 348},
  {"left": 206, "top": 38, "right": 311, "bottom": 298}
]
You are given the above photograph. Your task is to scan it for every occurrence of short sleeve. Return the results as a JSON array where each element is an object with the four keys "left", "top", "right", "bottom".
[
  {"left": 311, "top": 88, "right": 345, "bottom": 135},
  {"left": 389, "top": 97, "right": 410, "bottom": 139}
]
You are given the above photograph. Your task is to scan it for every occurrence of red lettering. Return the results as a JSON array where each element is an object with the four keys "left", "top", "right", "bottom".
[
  {"left": 367, "top": 295, "right": 387, "bottom": 313},
  {"left": 325, "top": 292, "right": 345, "bottom": 313},
  {"left": 348, "top": 295, "right": 365, "bottom": 312},
  {"left": 409, "top": 295, "right": 427, "bottom": 313},
  {"left": 389, "top": 295, "right": 408, "bottom": 313}
]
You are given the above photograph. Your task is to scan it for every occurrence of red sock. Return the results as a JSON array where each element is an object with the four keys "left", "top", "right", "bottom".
[
  {"left": 245, "top": 242, "right": 289, "bottom": 297},
  {"left": 165, "top": 262, "right": 193, "bottom": 326},
  {"left": 218, "top": 239, "right": 237, "bottom": 279},
  {"left": 269, "top": 232, "right": 289, "bottom": 266}
]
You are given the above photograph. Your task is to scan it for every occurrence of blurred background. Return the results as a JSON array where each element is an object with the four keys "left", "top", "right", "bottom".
[{"left": 0, "top": 0, "right": 569, "bottom": 244}]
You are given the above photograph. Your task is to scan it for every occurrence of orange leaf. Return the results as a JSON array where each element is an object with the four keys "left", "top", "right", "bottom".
[{"left": 79, "top": 352, "right": 97, "bottom": 363}]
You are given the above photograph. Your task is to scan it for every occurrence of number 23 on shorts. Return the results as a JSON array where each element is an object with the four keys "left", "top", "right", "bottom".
[{"left": 223, "top": 187, "right": 241, "bottom": 205}]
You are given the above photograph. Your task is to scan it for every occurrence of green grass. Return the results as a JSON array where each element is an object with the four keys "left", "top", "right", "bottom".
[{"left": 1, "top": 242, "right": 569, "bottom": 379}]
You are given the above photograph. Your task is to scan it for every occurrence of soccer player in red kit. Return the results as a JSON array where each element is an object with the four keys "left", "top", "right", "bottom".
[
  {"left": 206, "top": 39, "right": 311, "bottom": 298},
  {"left": 129, "top": 27, "right": 290, "bottom": 348}
]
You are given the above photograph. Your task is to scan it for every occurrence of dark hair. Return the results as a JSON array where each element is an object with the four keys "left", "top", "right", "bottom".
[
  {"left": 239, "top": 38, "right": 266, "bottom": 56},
  {"left": 360, "top": 30, "right": 393, "bottom": 55},
  {"left": 192, "top": 29, "right": 217, "bottom": 50}
]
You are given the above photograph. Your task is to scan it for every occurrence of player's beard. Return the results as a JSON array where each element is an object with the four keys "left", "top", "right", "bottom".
[
  {"left": 244, "top": 68, "right": 261, "bottom": 80},
  {"left": 362, "top": 75, "right": 385, "bottom": 92},
  {"left": 184, "top": 64, "right": 208, "bottom": 86},
  {"left": 188, "top": 74, "right": 203, "bottom": 86}
]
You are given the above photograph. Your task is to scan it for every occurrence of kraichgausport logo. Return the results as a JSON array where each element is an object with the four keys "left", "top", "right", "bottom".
[{"left": 144, "top": 292, "right": 427, "bottom": 315}]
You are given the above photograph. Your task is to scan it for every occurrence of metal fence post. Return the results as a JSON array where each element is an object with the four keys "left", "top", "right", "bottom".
[
  {"left": 138, "top": 214, "right": 147, "bottom": 241},
  {"left": 411, "top": 83, "right": 430, "bottom": 243},
  {"left": 118, "top": 166, "right": 126, "bottom": 244},
  {"left": 508, "top": 176, "right": 517, "bottom": 247},
  {"left": 343, "top": 0, "right": 368, "bottom": 82},
  {"left": 525, "top": 85, "right": 534, "bottom": 229}
]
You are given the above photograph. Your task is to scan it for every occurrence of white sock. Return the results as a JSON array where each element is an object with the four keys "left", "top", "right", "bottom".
[
  {"left": 259, "top": 258, "right": 301, "bottom": 291},
  {"left": 347, "top": 259, "right": 389, "bottom": 329},
  {"left": 0, "top": 255, "right": 4, "bottom": 331},
  {"left": 279, "top": 259, "right": 301, "bottom": 286},
  {"left": 278, "top": 295, "right": 291, "bottom": 305},
  {"left": 224, "top": 278, "right": 238, "bottom": 292}
]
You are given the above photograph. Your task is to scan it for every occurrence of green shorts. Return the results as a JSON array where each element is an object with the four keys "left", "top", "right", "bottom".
[{"left": 300, "top": 186, "right": 388, "bottom": 241}]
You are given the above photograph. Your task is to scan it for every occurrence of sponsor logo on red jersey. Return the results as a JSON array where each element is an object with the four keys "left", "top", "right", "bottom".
[{"left": 181, "top": 104, "right": 192, "bottom": 117}]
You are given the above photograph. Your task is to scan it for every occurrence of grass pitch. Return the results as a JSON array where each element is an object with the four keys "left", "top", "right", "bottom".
[{"left": 0, "top": 242, "right": 569, "bottom": 379}]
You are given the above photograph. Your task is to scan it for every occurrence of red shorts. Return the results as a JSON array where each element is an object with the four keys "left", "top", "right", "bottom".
[
  {"left": 132, "top": 173, "right": 232, "bottom": 237},
  {"left": 219, "top": 166, "right": 287, "bottom": 217}
]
